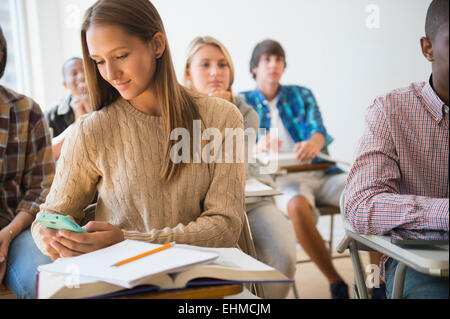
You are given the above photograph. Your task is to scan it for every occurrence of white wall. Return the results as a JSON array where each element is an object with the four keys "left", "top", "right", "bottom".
[{"left": 25, "top": 0, "right": 432, "bottom": 163}]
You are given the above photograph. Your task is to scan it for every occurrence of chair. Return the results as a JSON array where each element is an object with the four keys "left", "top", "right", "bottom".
[
  {"left": 237, "top": 212, "right": 265, "bottom": 298},
  {"left": 337, "top": 192, "right": 449, "bottom": 299}
]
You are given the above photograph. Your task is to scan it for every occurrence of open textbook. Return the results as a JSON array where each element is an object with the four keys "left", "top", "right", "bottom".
[{"left": 37, "top": 241, "right": 290, "bottom": 299}]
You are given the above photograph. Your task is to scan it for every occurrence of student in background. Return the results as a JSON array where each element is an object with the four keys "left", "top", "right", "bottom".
[
  {"left": 183, "top": 36, "right": 297, "bottom": 298},
  {"left": 32, "top": 0, "right": 245, "bottom": 288},
  {"left": 345, "top": 0, "right": 448, "bottom": 299},
  {"left": 0, "top": 26, "right": 55, "bottom": 298},
  {"left": 240, "top": 39, "right": 351, "bottom": 299},
  {"left": 47, "top": 57, "right": 90, "bottom": 160}
]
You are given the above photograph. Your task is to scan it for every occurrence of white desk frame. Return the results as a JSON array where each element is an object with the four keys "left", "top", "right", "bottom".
[{"left": 337, "top": 195, "right": 449, "bottom": 299}]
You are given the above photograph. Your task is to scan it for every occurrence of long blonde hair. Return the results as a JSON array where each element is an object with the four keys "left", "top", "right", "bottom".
[
  {"left": 183, "top": 36, "right": 236, "bottom": 104},
  {"left": 81, "top": 0, "right": 200, "bottom": 183}
]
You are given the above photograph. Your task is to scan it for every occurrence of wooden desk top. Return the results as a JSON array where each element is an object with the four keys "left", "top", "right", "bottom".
[
  {"left": 111, "top": 284, "right": 243, "bottom": 299},
  {"left": 280, "top": 162, "right": 334, "bottom": 173}
]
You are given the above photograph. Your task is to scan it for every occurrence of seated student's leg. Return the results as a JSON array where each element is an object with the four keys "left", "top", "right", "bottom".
[
  {"left": 246, "top": 201, "right": 297, "bottom": 299},
  {"left": 287, "top": 195, "right": 343, "bottom": 283},
  {"left": 5, "top": 228, "right": 52, "bottom": 299},
  {"left": 275, "top": 173, "right": 349, "bottom": 298},
  {"left": 385, "top": 259, "right": 449, "bottom": 299},
  {"left": 314, "top": 172, "right": 347, "bottom": 207}
]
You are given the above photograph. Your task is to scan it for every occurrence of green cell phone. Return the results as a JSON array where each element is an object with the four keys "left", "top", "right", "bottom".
[{"left": 36, "top": 213, "right": 87, "bottom": 233}]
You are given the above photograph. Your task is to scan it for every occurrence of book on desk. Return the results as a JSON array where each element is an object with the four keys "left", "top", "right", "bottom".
[
  {"left": 37, "top": 240, "right": 290, "bottom": 299},
  {"left": 252, "top": 152, "right": 349, "bottom": 173},
  {"left": 245, "top": 178, "right": 281, "bottom": 197}
]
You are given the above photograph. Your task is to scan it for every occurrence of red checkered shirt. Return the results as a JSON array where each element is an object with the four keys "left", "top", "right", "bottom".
[
  {"left": 0, "top": 85, "right": 55, "bottom": 226},
  {"left": 345, "top": 79, "right": 449, "bottom": 278}
]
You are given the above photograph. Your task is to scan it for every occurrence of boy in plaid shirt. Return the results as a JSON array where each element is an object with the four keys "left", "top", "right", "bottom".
[
  {"left": 345, "top": 0, "right": 449, "bottom": 298},
  {"left": 0, "top": 26, "right": 55, "bottom": 298}
]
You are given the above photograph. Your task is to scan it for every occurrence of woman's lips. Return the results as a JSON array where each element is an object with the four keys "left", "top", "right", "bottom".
[
  {"left": 208, "top": 81, "right": 223, "bottom": 87},
  {"left": 115, "top": 80, "right": 131, "bottom": 90}
]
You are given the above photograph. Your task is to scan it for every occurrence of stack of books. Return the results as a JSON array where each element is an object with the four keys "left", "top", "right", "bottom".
[{"left": 37, "top": 240, "right": 290, "bottom": 299}]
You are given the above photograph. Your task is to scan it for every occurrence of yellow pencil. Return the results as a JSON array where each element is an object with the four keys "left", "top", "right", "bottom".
[{"left": 112, "top": 242, "right": 175, "bottom": 267}]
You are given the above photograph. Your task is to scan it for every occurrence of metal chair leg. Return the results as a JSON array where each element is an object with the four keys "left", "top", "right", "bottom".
[
  {"left": 392, "top": 262, "right": 407, "bottom": 299},
  {"left": 348, "top": 240, "right": 369, "bottom": 299},
  {"left": 329, "top": 213, "right": 334, "bottom": 254},
  {"left": 352, "top": 283, "right": 360, "bottom": 299},
  {"left": 291, "top": 282, "right": 299, "bottom": 299}
]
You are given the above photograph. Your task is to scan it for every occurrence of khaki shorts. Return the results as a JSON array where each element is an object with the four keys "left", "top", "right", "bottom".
[{"left": 273, "top": 171, "right": 347, "bottom": 224}]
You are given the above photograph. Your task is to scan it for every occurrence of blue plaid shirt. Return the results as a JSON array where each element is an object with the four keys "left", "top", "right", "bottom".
[{"left": 240, "top": 85, "right": 341, "bottom": 174}]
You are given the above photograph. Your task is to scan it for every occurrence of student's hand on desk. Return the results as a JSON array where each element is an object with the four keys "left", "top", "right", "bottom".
[
  {"left": 293, "top": 141, "right": 320, "bottom": 162},
  {"left": 49, "top": 221, "right": 124, "bottom": 258}
]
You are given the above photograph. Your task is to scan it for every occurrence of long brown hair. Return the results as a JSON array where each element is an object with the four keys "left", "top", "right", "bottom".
[
  {"left": 0, "top": 26, "right": 7, "bottom": 79},
  {"left": 81, "top": 0, "right": 200, "bottom": 183}
]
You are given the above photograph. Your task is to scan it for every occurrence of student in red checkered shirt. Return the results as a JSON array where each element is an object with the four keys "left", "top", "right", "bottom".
[
  {"left": 345, "top": 0, "right": 449, "bottom": 299},
  {"left": 0, "top": 26, "right": 55, "bottom": 298}
]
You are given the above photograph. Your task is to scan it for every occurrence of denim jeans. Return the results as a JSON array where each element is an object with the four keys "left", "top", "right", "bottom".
[
  {"left": 385, "top": 259, "right": 449, "bottom": 299},
  {"left": 4, "top": 228, "right": 52, "bottom": 299}
]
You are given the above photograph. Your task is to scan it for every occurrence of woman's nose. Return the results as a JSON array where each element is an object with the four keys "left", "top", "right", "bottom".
[
  {"left": 105, "top": 62, "right": 119, "bottom": 81},
  {"left": 210, "top": 65, "right": 222, "bottom": 76}
]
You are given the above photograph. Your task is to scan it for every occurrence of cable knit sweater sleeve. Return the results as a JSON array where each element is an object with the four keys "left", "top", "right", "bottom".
[{"left": 31, "top": 115, "right": 100, "bottom": 255}]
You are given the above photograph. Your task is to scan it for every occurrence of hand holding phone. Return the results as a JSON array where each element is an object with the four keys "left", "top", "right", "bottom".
[{"left": 36, "top": 213, "right": 87, "bottom": 233}]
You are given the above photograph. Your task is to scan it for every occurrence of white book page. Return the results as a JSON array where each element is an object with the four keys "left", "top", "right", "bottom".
[
  {"left": 176, "top": 245, "right": 275, "bottom": 271},
  {"left": 254, "top": 152, "right": 310, "bottom": 165},
  {"left": 38, "top": 240, "right": 218, "bottom": 288},
  {"left": 245, "top": 178, "right": 274, "bottom": 193}
]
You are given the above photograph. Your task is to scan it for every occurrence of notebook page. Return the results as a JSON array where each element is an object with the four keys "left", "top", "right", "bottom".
[{"left": 38, "top": 240, "right": 218, "bottom": 288}]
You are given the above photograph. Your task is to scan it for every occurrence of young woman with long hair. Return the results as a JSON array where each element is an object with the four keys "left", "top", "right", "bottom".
[
  {"left": 183, "top": 36, "right": 297, "bottom": 298},
  {"left": 31, "top": 0, "right": 245, "bottom": 275}
]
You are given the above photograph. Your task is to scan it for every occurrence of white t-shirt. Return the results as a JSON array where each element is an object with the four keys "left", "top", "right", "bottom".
[{"left": 267, "top": 97, "right": 296, "bottom": 152}]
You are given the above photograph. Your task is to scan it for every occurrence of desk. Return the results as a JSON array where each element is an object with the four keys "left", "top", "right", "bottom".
[
  {"left": 339, "top": 227, "right": 448, "bottom": 299},
  {"left": 280, "top": 162, "right": 334, "bottom": 173},
  {"left": 111, "top": 284, "right": 243, "bottom": 299},
  {"left": 337, "top": 198, "right": 449, "bottom": 299},
  {"left": 342, "top": 231, "right": 449, "bottom": 277}
]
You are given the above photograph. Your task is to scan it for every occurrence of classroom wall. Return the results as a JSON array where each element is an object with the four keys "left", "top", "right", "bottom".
[{"left": 22, "top": 0, "right": 432, "bottom": 163}]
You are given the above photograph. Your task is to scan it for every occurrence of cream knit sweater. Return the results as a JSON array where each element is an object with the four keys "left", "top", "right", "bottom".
[{"left": 32, "top": 96, "right": 245, "bottom": 256}]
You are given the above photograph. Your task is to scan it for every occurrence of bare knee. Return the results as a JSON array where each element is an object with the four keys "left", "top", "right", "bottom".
[{"left": 287, "top": 196, "right": 310, "bottom": 219}]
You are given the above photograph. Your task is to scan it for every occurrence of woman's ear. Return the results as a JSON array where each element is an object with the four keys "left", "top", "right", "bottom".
[{"left": 152, "top": 32, "right": 166, "bottom": 59}]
